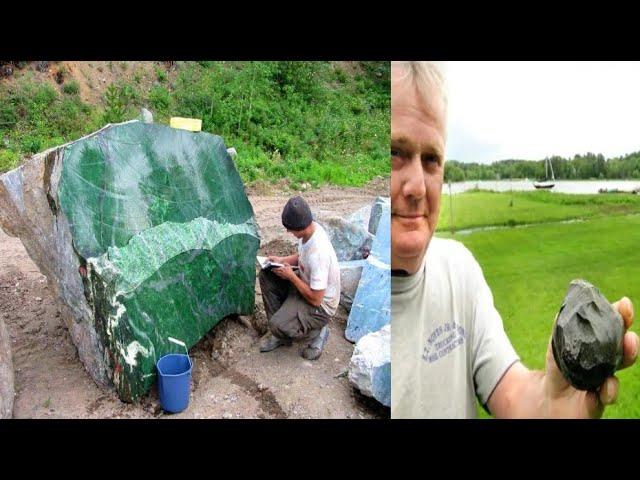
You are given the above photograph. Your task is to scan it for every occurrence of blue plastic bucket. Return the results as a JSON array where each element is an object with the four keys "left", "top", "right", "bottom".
[{"left": 156, "top": 353, "right": 192, "bottom": 413}]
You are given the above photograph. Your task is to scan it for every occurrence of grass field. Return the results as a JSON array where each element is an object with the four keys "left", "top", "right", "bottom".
[
  {"left": 438, "top": 190, "right": 640, "bottom": 232},
  {"left": 438, "top": 191, "right": 640, "bottom": 418}
]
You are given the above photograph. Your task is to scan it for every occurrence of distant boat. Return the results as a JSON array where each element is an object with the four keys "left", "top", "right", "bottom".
[
  {"left": 534, "top": 180, "right": 555, "bottom": 189},
  {"left": 533, "top": 158, "right": 555, "bottom": 189}
]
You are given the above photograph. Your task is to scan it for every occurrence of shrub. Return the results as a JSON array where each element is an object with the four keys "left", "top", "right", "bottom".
[
  {"left": 0, "top": 102, "right": 17, "bottom": 128},
  {"left": 103, "top": 84, "right": 126, "bottom": 123},
  {"left": 62, "top": 80, "right": 80, "bottom": 95},
  {"left": 149, "top": 86, "right": 171, "bottom": 112},
  {"left": 103, "top": 83, "right": 139, "bottom": 124},
  {"left": 21, "top": 135, "right": 42, "bottom": 153},
  {"left": 155, "top": 65, "right": 167, "bottom": 83}
]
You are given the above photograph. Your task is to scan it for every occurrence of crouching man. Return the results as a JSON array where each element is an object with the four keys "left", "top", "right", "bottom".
[{"left": 259, "top": 196, "right": 341, "bottom": 360}]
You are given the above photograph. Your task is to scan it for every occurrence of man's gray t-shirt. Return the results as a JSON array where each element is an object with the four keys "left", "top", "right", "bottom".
[{"left": 391, "top": 237, "right": 519, "bottom": 418}]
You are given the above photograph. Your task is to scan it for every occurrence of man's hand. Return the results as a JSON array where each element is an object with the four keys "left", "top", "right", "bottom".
[
  {"left": 543, "top": 297, "right": 638, "bottom": 418},
  {"left": 268, "top": 253, "right": 299, "bottom": 267},
  {"left": 272, "top": 263, "right": 297, "bottom": 282}
]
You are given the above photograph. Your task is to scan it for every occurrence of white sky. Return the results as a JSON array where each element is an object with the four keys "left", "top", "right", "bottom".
[{"left": 435, "top": 61, "right": 640, "bottom": 164}]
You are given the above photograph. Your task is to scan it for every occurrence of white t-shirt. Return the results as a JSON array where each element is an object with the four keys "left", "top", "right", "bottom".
[
  {"left": 298, "top": 223, "right": 341, "bottom": 316},
  {"left": 391, "top": 237, "right": 519, "bottom": 419}
]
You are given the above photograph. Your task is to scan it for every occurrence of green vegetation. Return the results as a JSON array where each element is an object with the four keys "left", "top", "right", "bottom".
[
  {"left": 0, "top": 76, "right": 96, "bottom": 159},
  {"left": 164, "top": 61, "right": 389, "bottom": 187},
  {"left": 445, "top": 152, "right": 640, "bottom": 182},
  {"left": 0, "top": 149, "right": 19, "bottom": 172},
  {"left": 438, "top": 190, "right": 640, "bottom": 232},
  {"left": 102, "top": 83, "right": 139, "bottom": 124},
  {"left": 62, "top": 80, "right": 80, "bottom": 95},
  {"left": 154, "top": 65, "right": 167, "bottom": 83},
  {"left": 438, "top": 191, "right": 640, "bottom": 418},
  {"left": 0, "top": 62, "right": 389, "bottom": 187},
  {"left": 148, "top": 86, "right": 171, "bottom": 112}
]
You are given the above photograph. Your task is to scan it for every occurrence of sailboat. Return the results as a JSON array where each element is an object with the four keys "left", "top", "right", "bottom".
[{"left": 533, "top": 157, "right": 555, "bottom": 189}]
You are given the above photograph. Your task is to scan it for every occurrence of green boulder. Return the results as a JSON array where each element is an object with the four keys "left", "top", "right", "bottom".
[{"left": 56, "top": 121, "right": 259, "bottom": 401}]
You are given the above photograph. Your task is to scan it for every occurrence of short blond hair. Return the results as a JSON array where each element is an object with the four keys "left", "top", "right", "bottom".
[{"left": 392, "top": 61, "right": 447, "bottom": 118}]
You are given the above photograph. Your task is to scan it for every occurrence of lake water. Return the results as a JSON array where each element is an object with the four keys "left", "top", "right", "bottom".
[{"left": 446, "top": 180, "right": 640, "bottom": 195}]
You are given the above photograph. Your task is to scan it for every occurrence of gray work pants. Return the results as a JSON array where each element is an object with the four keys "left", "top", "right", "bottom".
[{"left": 258, "top": 269, "right": 330, "bottom": 342}]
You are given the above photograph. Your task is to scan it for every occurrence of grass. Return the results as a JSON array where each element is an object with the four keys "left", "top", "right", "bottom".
[
  {"left": 0, "top": 150, "right": 20, "bottom": 172},
  {"left": 0, "top": 73, "right": 99, "bottom": 162},
  {"left": 0, "top": 62, "right": 389, "bottom": 188},
  {"left": 154, "top": 65, "right": 167, "bottom": 83},
  {"left": 438, "top": 190, "right": 640, "bottom": 232},
  {"left": 62, "top": 80, "right": 80, "bottom": 95},
  {"left": 438, "top": 192, "right": 640, "bottom": 418}
]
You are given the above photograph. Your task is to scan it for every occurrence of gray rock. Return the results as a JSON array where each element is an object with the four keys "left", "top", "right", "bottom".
[
  {"left": 339, "top": 260, "right": 366, "bottom": 311},
  {"left": 348, "top": 324, "right": 390, "bottom": 407},
  {"left": 368, "top": 197, "right": 390, "bottom": 236},
  {"left": 314, "top": 213, "right": 373, "bottom": 262},
  {"left": 0, "top": 139, "right": 111, "bottom": 389},
  {"left": 551, "top": 279, "right": 624, "bottom": 391},
  {"left": 226, "top": 147, "right": 237, "bottom": 158},
  {"left": 140, "top": 108, "right": 154, "bottom": 123},
  {"left": 0, "top": 316, "right": 14, "bottom": 419},
  {"left": 340, "top": 260, "right": 367, "bottom": 311},
  {"left": 347, "top": 205, "right": 372, "bottom": 232}
]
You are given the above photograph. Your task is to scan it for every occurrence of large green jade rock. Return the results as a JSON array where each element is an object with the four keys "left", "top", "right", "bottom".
[
  {"left": 86, "top": 219, "right": 258, "bottom": 401},
  {"left": 58, "top": 122, "right": 259, "bottom": 401}
]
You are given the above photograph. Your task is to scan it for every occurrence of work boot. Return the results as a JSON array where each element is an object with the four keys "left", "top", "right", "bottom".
[
  {"left": 301, "top": 326, "right": 329, "bottom": 360},
  {"left": 259, "top": 333, "right": 292, "bottom": 352}
]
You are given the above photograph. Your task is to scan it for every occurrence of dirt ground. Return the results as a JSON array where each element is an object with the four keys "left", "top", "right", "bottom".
[{"left": 0, "top": 178, "right": 390, "bottom": 419}]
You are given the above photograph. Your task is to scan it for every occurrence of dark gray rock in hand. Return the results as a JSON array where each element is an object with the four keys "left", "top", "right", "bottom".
[{"left": 552, "top": 279, "right": 624, "bottom": 391}]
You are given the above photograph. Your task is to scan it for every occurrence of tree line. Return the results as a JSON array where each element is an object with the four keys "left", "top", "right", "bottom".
[{"left": 444, "top": 151, "right": 640, "bottom": 183}]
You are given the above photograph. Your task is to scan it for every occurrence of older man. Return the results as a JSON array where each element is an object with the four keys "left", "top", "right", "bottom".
[{"left": 390, "top": 61, "right": 639, "bottom": 418}]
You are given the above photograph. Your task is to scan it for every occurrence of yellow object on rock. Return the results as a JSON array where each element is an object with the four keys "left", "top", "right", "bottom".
[{"left": 169, "top": 117, "right": 202, "bottom": 132}]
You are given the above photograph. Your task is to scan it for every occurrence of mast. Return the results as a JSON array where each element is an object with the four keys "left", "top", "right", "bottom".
[
  {"left": 549, "top": 158, "right": 555, "bottom": 181},
  {"left": 545, "top": 158, "right": 548, "bottom": 180}
]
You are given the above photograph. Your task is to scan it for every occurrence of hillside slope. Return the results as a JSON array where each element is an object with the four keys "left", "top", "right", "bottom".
[{"left": 0, "top": 61, "right": 389, "bottom": 188}]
